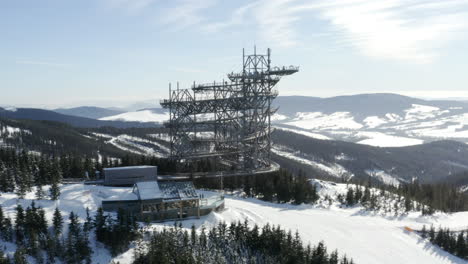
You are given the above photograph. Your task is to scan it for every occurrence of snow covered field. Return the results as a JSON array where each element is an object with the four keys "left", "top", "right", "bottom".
[
  {"left": 1, "top": 183, "right": 467, "bottom": 264},
  {"left": 99, "top": 109, "right": 168, "bottom": 123},
  {"left": 96, "top": 102, "right": 468, "bottom": 147},
  {"left": 272, "top": 146, "right": 352, "bottom": 179},
  {"left": 90, "top": 132, "right": 169, "bottom": 157},
  {"left": 273, "top": 104, "right": 468, "bottom": 147}
]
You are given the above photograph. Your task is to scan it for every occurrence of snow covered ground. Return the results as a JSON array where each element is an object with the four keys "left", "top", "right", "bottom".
[
  {"left": 90, "top": 132, "right": 169, "bottom": 157},
  {"left": 99, "top": 109, "right": 168, "bottom": 123},
  {"left": 356, "top": 131, "right": 424, "bottom": 147},
  {"left": 0, "top": 125, "right": 30, "bottom": 138},
  {"left": 272, "top": 146, "right": 352, "bottom": 179},
  {"left": 273, "top": 127, "right": 332, "bottom": 140},
  {"left": 97, "top": 102, "right": 468, "bottom": 147},
  {"left": 140, "top": 181, "right": 468, "bottom": 264},
  {"left": 364, "top": 169, "right": 401, "bottom": 186},
  {"left": 1, "top": 183, "right": 466, "bottom": 264},
  {"left": 273, "top": 104, "right": 468, "bottom": 147}
]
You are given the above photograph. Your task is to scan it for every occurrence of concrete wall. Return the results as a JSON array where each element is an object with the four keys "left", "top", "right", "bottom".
[{"left": 103, "top": 166, "right": 157, "bottom": 186}]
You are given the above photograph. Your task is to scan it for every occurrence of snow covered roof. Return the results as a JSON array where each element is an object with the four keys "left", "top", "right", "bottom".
[
  {"left": 132, "top": 181, "right": 198, "bottom": 201},
  {"left": 104, "top": 165, "right": 156, "bottom": 171},
  {"left": 159, "top": 181, "right": 198, "bottom": 200},
  {"left": 133, "top": 181, "right": 162, "bottom": 200}
]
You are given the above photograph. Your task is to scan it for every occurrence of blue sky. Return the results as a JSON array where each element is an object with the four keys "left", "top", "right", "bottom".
[{"left": 1, "top": 0, "right": 468, "bottom": 108}]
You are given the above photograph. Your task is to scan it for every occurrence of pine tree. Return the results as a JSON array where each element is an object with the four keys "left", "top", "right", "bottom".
[
  {"left": 15, "top": 205, "right": 25, "bottom": 245},
  {"left": 49, "top": 182, "right": 60, "bottom": 200},
  {"left": 393, "top": 200, "right": 399, "bottom": 214},
  {"left": 65, "top": 211, "right": 82, "bottom": 264},
  {"left": 0, "top": 249, "right": 9, "bottom": 264},
  {"left": 68, "top": 212, "right": 79, "bottom": 238},
  {"left": 0, "top": 161, "right": 14, "bottom": 193},
  {"left": 0, "top": 206, "right": 3, "bottom": 232},
  {"left": 83, "top": 207, "right": 93, "bottom": 235},
  {"left": 421, "top": 225, "right": 427, "bottom": 239},
  {"left": 329, "top": 250, "right": 339, "bottom": 264},
  {"left": 456, "top": 231, "right": 466, "bottom": 259},
  {"left": 1, "top": 217, "right": 13, "bottom": 242},
  {"left": 345, "top": 188, "right": 355, "bottom": 206},
  {"left": 94, "top": 207, "right": 108, "bottom": 243},
  {"left": 435, "top": 227, "right": 444, "bottom": 247},
  {"left": 52, "top": 207, "right": 63, "bottom": 236},
  {"left": 429, "top": 225, "right": 436, "bottom": 242},
  {"left": 311, "top": 241, "right": 328, "bottom": 264},
  {"left": 34, "top": 184, "right": 44, "bottom": 200},
  {"left": 13, "top": 248, "right": 27, "bottom": 264},
  {"left": 15, "top": 169, "right": 29, "bottom": 199},
  {"left": 404, "top": 196, "right": 412, "bottom": 212}
]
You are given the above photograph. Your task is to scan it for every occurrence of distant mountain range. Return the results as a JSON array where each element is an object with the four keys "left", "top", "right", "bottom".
[
  {"left": 2, "top": 93, "right": 468, "bottom": 186},
  {"left": 272, "top": 129, "right": 468, "bottom": 185},
  {"left": 54, "top": 106, "right": 124, "bottom": 119},
  {"left": 272, "top": 93, "right": 468, "bottom": 147},
  {"left": 0, "top": 107, "right": 159, "bottom": 128},
  {"left": 2, "top": 115, "right": 467, "bottom": 187},
  {"left": 4, "top": 93, "right": 468, "bottom": 147}
]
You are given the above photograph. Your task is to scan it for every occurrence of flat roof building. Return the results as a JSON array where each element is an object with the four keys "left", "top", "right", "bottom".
[
  {"left": 103, "top": 165, "right": 157, "bottom": 186},
  {"left": 101, "top": 167, "right": 223, "bottom": 222}
]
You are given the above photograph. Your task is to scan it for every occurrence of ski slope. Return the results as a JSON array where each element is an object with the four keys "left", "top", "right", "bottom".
[
  {"left": 149, "top": 195, "right": 467, "bottom": 264},
  {"left": 1, "top": 183, "right": 466, "bottom": 264}
]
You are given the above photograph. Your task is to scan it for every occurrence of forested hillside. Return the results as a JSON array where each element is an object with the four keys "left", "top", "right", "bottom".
[{"left": 272, "top": 129, "right": 468, "bottom": 184}]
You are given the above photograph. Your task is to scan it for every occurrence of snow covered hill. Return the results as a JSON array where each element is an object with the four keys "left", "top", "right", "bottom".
[
  {"left": 54, "top": 106, "right": 124, "bottom": 120},
  {"left": 95, "top": 94, "right": 468, "bottom": 147},
  {"left": 99, "top": 108, "right": 168, "bottom": 123},
  {"left": 273, "top": 94, "right": 468, "bottom": 147},
  {"left": 89, "top": 132, "right": 170, "bottom": 157},
  {"left": 1, "top": 183, "right": 466, "bottom": 264},
  {"left": 272, "top": 129, "right": 468, "bottom": 185}
]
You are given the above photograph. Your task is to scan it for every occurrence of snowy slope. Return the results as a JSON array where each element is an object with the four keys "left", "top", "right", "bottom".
[
  {"left": 143, "top": 185, "right": 468, "bottom": 264},
  {"left": 94, "top": 94, "right": 468, "bottom": 147},
  {"left": 272, "top": 95, "right": 468, "bottom": 147},
  {"left": 99, "top": 109, "right": 168, "bottom": 123},
  {"left": 2, "top": 183, "right": 466, "bottom": 264},
  {"left": 272, "top": 145, "right": 352, "bottom": 179},
  {"left": 0, "top": 125, "right": 30, "bottom": 137},
  {"left": 91, "top": 133, "right": 170, "bottom": 157},
  {"left": 272, "top": 128, "right": 468, "bottom": 185}
]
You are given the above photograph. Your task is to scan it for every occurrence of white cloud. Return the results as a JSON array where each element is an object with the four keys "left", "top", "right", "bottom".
[
  {"left": 159, "top": 0, "right": 216, "bottom": 30},
  {"left": 254, "top": 0, "right": 303, "bottom": 47},
  {"left": 313, "top": 0, "right": 468, "bottom": 63},
  {"left": 211, "top": 0, "right": 468, "bottom": 62},
  {"left": 107, "top": 0, "right": 468, "bottom": 63},
  {"left": 201, "top": 2, "right": 257, "bottom": 33}
]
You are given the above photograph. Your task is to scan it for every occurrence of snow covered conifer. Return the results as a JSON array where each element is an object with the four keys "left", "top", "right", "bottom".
[
  {"left": 52, "top": 207, "right": 63, "bottom": 236},
  {"left": 456, "top": 232, "right": 466, "bottom": 258},
  {"left": 49, "top": 182, "right": 60, "bottom": 200},
  {"left": 345, "top": 188, "right": 355, "bottom": 206},
  {"left": 421, "top": 225, "right": 427, "bottom": 239},
  {"left": 13, "top": 248, "right": 27, "bottom": 264},
  {"left": 35, "top": 184, "right": 44, "bottom": 200}
]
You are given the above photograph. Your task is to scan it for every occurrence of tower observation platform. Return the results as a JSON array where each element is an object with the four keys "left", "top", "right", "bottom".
[{"left": 160, "top": 48, "right": 298, "bottom": 174}]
